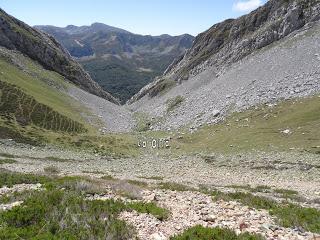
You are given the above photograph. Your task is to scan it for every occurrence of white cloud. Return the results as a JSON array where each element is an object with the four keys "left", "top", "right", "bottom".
[{"left": 233, "top": 0, "right": 263, "bottom": 12}]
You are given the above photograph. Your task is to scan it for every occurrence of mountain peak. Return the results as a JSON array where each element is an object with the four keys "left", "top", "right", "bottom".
[
  {"left": 0, "top": 9, "right": 119, "bottom": 104},
  {"left": 88, "top": 22, "right": 129, "bottom": 34}
]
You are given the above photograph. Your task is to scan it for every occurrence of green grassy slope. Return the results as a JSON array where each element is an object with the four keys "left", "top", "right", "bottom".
[
  {"left": 0, "top": 49, "right": 139, "bottom": 157},
  {"left": 151, "top": 96, "right": 320, "bottom": 155},
  {"left": 0, "top": 80, "right": 85, "bottom": 133},
  {"left": 0, "top": 51, "right": 86, "bottom": 124},
  {"left": 177, "top": 96, "right": 320, "bottom": 154},
  {"left": 0, "top": 50, "right": 89, "bottom": 143}
]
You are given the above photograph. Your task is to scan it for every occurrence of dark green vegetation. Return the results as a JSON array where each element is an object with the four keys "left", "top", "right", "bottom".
[
  {"left": 0, "top": 153, "right": 15, "bottom": 158},
  {"left": 0, "top": 49, "right": 87, "bottom": 144},
  {"left": 211, "top": 191, "right": 320, "bottom": 233},
  {"left": 133, "top": 112, "right": 154, "bottom": 132},
  {"left": 0, "top": 171, "right": 171, "bottom": 239},
  {"left": 220, "top": 185, "right": 303, "bottom": 202},
  {"left": 172, "top": 96, "right": 320, "bottom": 154},
  {"left": 101, "top": 175, "right": 116, "bottom": 180},
  {"left": 127, "top": 180, "right": 148, "bottom": 187},
  {"left": 82, "top": 58, "right": 159, "bottom": 103},
  {"left": 127, "top": 201, "right": 170, "bottom": 221},
  {"left": 0, "top": 169, "right": 51, "bottom": 187},
  {"left": 171, "top": 225, "right": 264, "bottom": 240},
  {"left": 274, "top": 188, "right": 299, "bottom": 196},
  {"left": 0, "top": 158, "right": 17, "bottom": 164},
  {"left": 237, "top": 186, "right": 303, "bottom": 201},
  {"left": 139, "top": 176, "right": 164, "bottom": 181},
  {"left": 158, "top": 182, "right": 195, "bottom": 192},
  {"left": 43, "top": 166, "right": 60, "bottom": 174},
  {"left": 43, "top": 156, "right": 71, "bottom": 162},
  {"left": 36, "top": 24, "right": 194, "bottom": 103},
  {"left": 0, "top": 188, "right": 134, "bottom": 239}
]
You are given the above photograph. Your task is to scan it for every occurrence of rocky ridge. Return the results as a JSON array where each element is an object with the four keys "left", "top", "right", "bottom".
[
  {"left": 129, "top": 4, "right": 320, "bottom": 131},
  {"left": 0, "top": 8, "right": 119, "bottom": 104},
  {"left": 130, "top": 0, "right": 320, "bottom": 103}
]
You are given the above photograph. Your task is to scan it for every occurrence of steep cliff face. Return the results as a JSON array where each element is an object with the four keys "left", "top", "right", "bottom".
[
  {"left": 0, "top": 9, "right": 119, "bottom": 104},
  {"left": 130, "top": 0, "right": 320, "bottom": 102},
  {"left": 166, "top": 0, "right": 320, "bottom": 78}
]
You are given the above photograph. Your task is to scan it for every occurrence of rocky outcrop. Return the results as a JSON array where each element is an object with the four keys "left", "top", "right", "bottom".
[
  {"left": 0, "top": 9, "right": 119, "bottom": 104},
  {"left": 130, "top": 0, "right": 320, "bottom": 102}
]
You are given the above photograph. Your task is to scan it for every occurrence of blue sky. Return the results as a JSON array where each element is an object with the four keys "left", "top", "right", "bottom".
[{"left": 0, "top": 0, "right": 267, "bottom": 36}]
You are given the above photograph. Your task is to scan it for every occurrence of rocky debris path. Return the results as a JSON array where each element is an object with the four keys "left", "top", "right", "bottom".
[
  {"left": 119, "top": 190, "right": 317, "bottom": 240},
  {"left": 1, "top": 140, "right": 319, "bottom": 206}
]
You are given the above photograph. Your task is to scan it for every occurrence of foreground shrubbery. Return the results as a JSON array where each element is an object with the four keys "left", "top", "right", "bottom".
[
  {"left": 0, "top": 189, "right": 133, "bottom": 239},
  {"left": 212, "top": 191, "right": 320, "bottom": 233},
  {"left": 0, "top": 169, "right": 51, "bottom": 187},
  {"left": 0, "top": 171, "right": 172, "bottom": 239},
  {"left": 171, "top": 225, "right": 264, "bottom": 240},
  {"left": 0, "top": 173, "right": 134, "bottom": 239}
]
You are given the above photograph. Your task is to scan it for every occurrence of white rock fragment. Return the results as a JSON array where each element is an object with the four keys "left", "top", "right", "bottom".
[{"left": 281, "top": 129, "right": 291, "bottom": 134}]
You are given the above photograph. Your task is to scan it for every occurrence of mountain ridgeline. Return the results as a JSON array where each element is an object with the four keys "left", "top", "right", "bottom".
[
  {"left": 131, "top": 0, "right": 320, "bottom": 102},
  {"left": 128, "top": 0, "right": 320, "bottom": 132},
  {"left": 35, "top": 24, "right": 194, "bottom": 103},
  {"left": 0, "top": 9, "right": 119, "bottom": 104}
]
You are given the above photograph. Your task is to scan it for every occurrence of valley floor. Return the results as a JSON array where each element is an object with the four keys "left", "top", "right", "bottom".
[{"left": 0, "top": 140, "right": 319, "bottom": 239}]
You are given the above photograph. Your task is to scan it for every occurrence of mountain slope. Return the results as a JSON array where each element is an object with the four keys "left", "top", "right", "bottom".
[
  {"left": 0, "top": 47, "right": 88, "bottom": 143},
  {"left": 0, "top": 9, "right": 136, "bottom": 146},
  {"left": 0, "top": 9, "right": 119, "bottom": 104},
  {"left": 129, "top": 0, "right": 320, "bottom": 131},
  {"left": 131, "top": 0, "right": 320, "bottom": 102},
  {"left": 35, "top": 24, "right": 194, "bottom": 103}
]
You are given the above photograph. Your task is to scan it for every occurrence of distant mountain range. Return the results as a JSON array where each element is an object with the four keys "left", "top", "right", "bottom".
[{"left": 35, "top": 23, "right": 194, "bottom": 103}]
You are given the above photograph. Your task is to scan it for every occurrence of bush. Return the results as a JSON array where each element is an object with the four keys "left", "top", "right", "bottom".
[
  {"left": 127, "top": 202, "right": 170, "bottom": 221},
  {"left": 212, "top": 191, "right": 320, "bottom": 233},
  {"left": 0, "top": 158, "right": 17, "bottom": 164},
  {"left": 0, "top": 183, "right": 134, "bottom": 239},
  {"left": 158, "top": 182, "right": 195, "bottom": 192},
  {"left": 171, "top": 225, "right": 264, "bottom": 240},
  {"left": 271, "top": 204, "right": 320, "bottom": 233},
  {"left": 0, "top": 169, "right": 51, "bottom": 187}
]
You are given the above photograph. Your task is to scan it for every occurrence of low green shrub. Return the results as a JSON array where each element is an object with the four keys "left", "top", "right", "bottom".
[
  {"left": 0, "top": 169, "right": 51, "bottom": 187},
  {"left": 171, "top": 225, "right": 264, "bottom": 240},
  {"left": 127, "top": 202, "right": 169, "bottom": 221},
  {"left": 212, "top": 191, "right": 320, "bottom": 233},
  {"left": 0, "top": 158, "right": 17, "bottom": 164}
]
